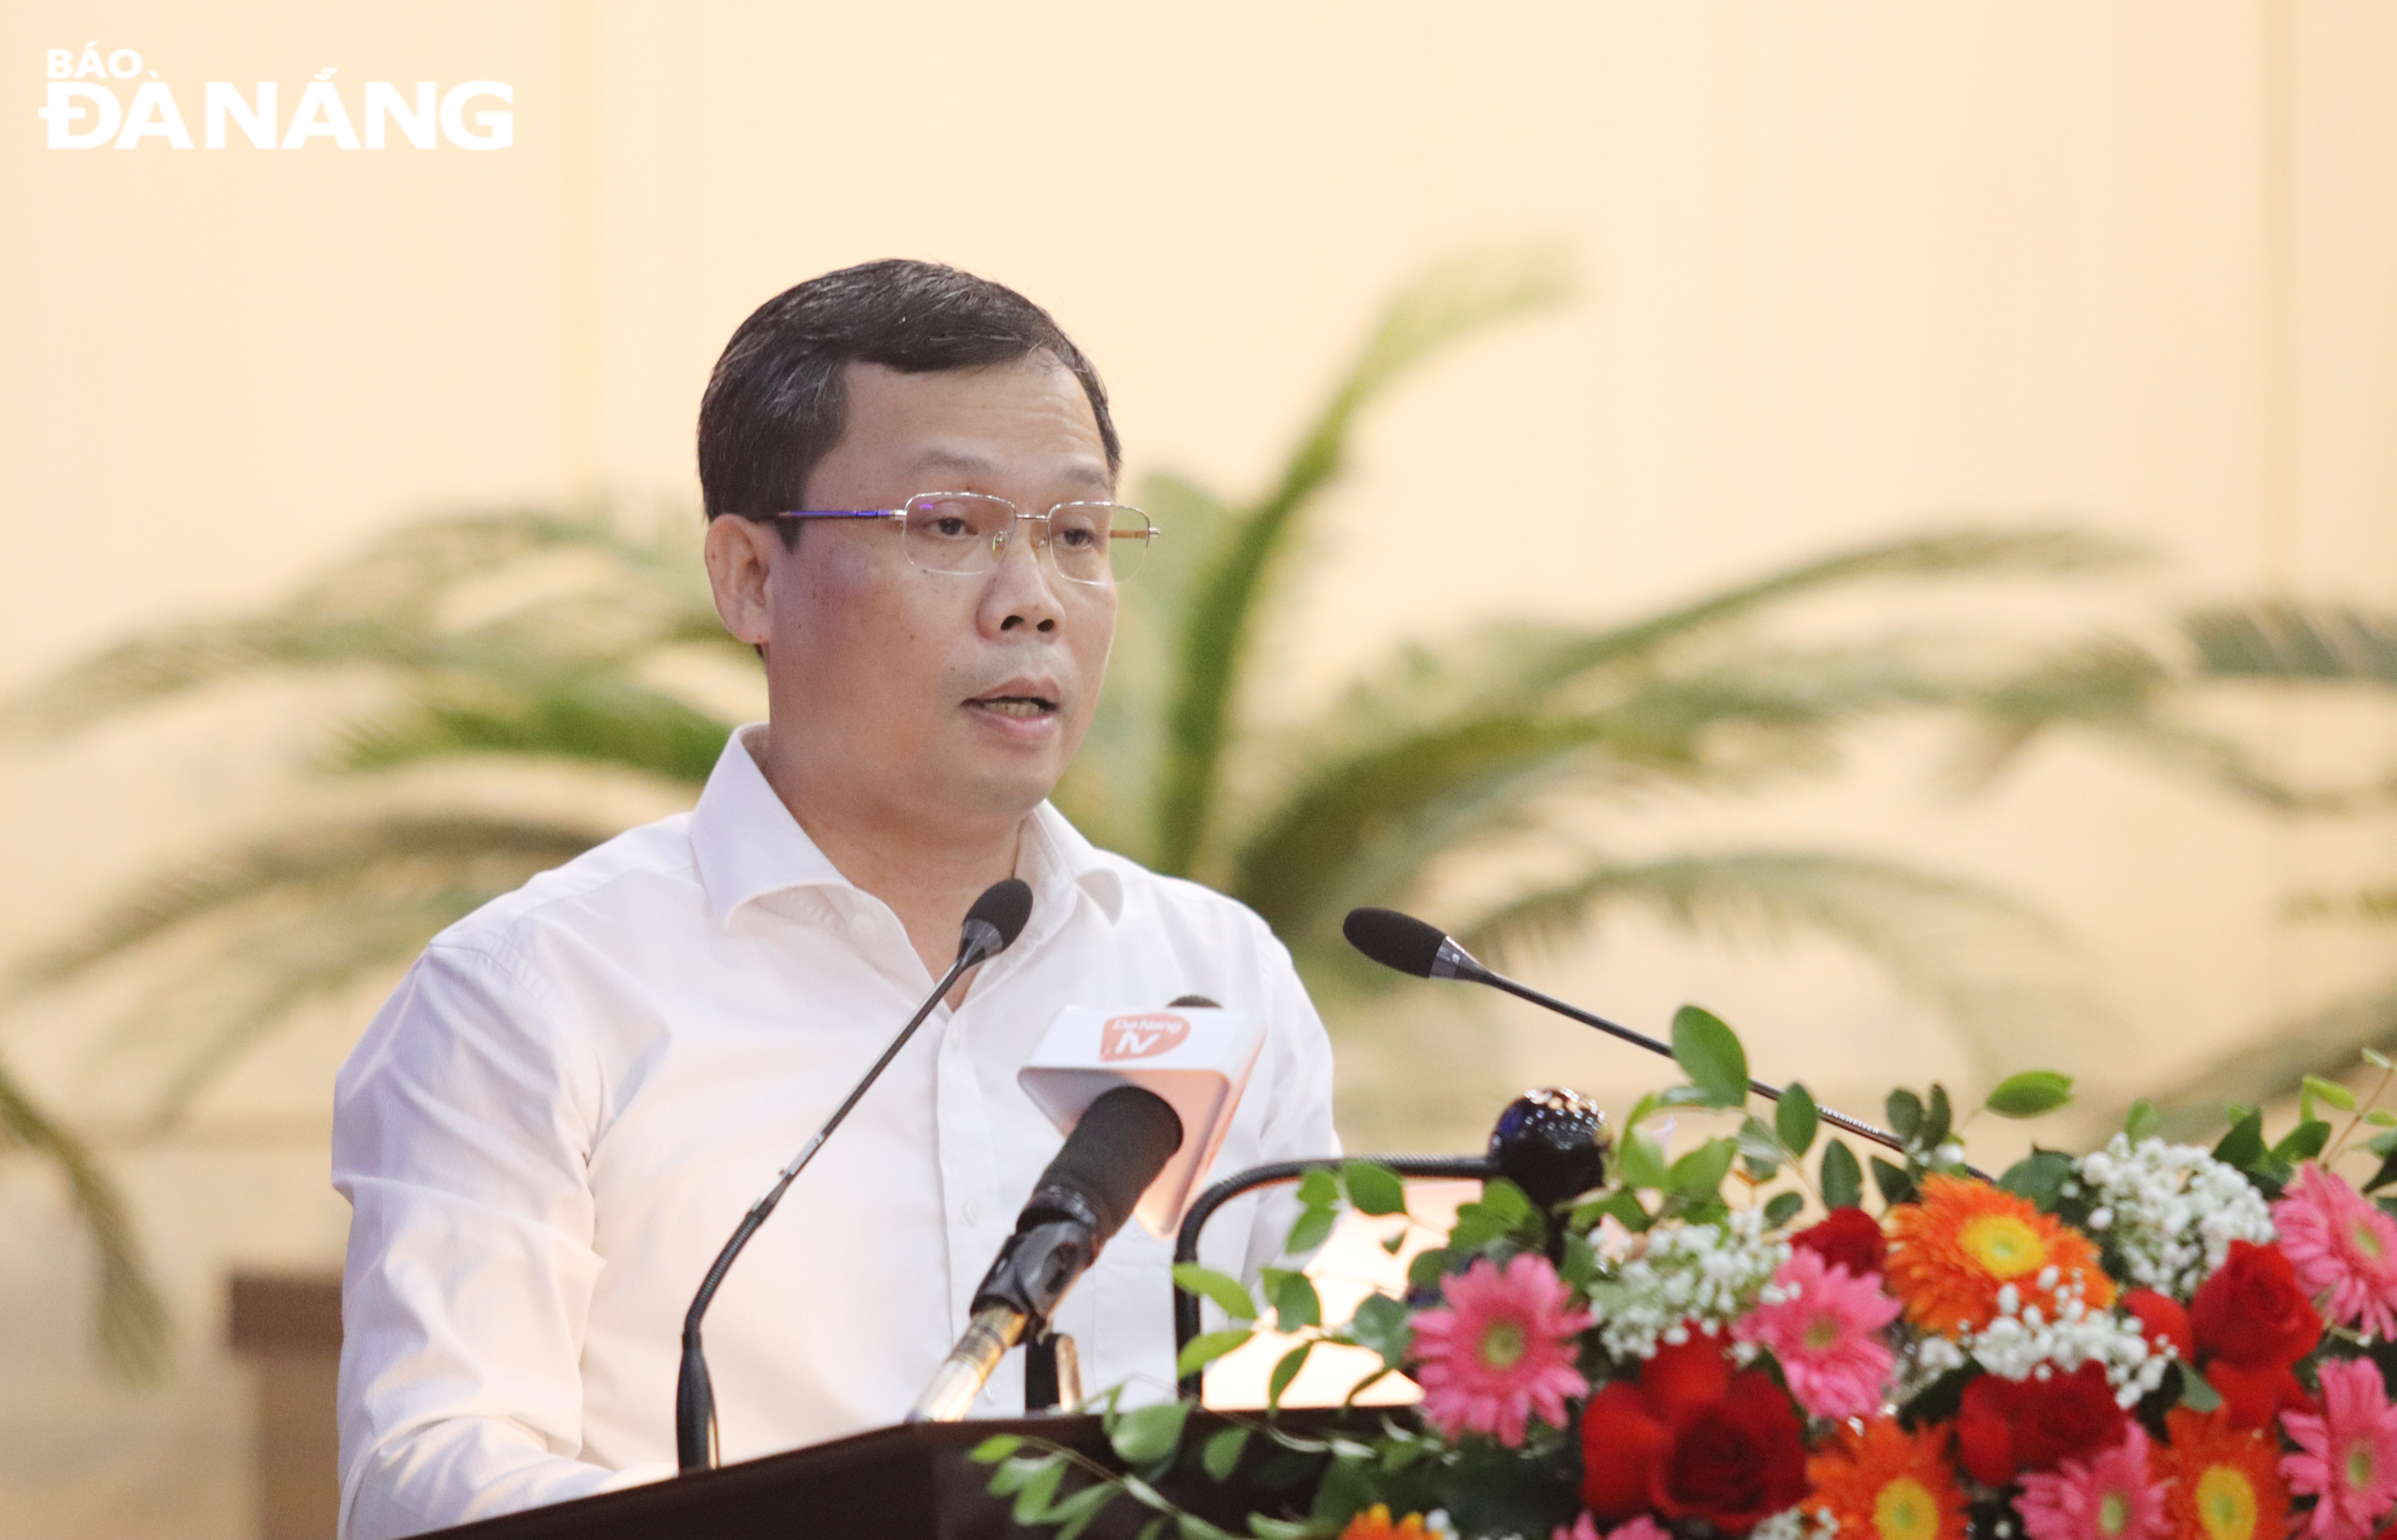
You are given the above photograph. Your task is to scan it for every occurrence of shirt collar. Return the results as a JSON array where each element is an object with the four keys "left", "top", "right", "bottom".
[{"left": 689, "top": 725, "right": 1125, "bottom": 928}]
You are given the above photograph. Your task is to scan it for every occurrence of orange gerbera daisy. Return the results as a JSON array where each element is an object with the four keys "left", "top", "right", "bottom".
[
  {"left": 1340, "top": 1505, "right": 1438, "bottom": 1540},
  {"left": 1883, "top": 1175, "right": 2115, "bottom": 1337},
  {"left": 1806, "top": 1417, "right": 1970, "bottom": 1540},
  {"left": 2154, "top": 1406, "right": 2290, "bottom": 1540}
]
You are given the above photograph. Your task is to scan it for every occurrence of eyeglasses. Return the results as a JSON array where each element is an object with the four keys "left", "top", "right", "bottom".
[{"left": 741, "top": 492, "right": 1158, "bottom": 585}]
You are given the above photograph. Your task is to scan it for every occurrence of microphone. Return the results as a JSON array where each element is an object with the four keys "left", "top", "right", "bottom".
[
  {"left": 1341, "top": 905, "right": 1917, "bottom": 1167},
  {"left": 674, "top": 878, "right": 1034, "bottom": 1473},
  {"left": 909, "top": 1084, "right": 1184, "bottom": 1422},
  {"left": 1016, "top": 998, "right": 1265, "bottom": 1238}
]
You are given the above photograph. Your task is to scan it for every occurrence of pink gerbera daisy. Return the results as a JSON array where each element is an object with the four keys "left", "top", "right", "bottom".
[
  {"left": 2273, "top": 1166, "right": 2397, "bottom": 1340},
  {"left": 1552, "top": 1516, "right": 1669, "bottom": 1540},
  {"left": 1409, "top": 1252, "right": 1593, "bottom": 1447},
  {"left": 1731, "top": 1246, "right": 1902, "bottom": 1418},
  {"left": 2281, "top": 1356, "right": 2397, "bottom": 1540},
  {"left": 2016, "top": 1424, "right": 2170, "bottom": 1540}
]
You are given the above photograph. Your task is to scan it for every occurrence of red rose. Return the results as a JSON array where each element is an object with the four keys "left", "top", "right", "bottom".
[
  {"left": 2121, "top": 1289, "right": 2194, "bottom": 1363},
  {"left": 1791, "top": 1206, "right": 1888, "bottom": 1280},
  {"left": 1579, "top": 1335, "right": 1804, "bottom": 1529},
  {"left": 2190, "top": 1240, "right": 2320, "bottom": 1371},
  {"left": 1640, "top": 1334, "right": 1731, "bottom": 1422},
  {"left": 1649, "top": 1371, "right": 1808, "bottom": 1530},
  {"left": 2204, "top": 1359, "right": 2314, "bottom": 1432},
  {"left": 1581, "top": 1382, "right": 1670, "bottom": 1521},
  {"left": 1952, "top": 1363, "right": 2126, "bottom": 1483}
]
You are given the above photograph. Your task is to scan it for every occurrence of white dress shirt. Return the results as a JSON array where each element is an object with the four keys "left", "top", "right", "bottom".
[{"left": 332, "top": 726, "right": 1340, "bottom": 1540}]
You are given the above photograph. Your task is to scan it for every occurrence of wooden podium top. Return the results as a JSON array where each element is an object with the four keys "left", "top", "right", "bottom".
[{"left": 422, "top": 1411, "right": 1330, "bottom": 1540}]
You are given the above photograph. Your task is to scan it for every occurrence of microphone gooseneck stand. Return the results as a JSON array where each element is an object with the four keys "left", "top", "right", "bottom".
[
  {"left": 1337, "top": 907, "right": 1985, "bottom": 1176},
  {"left": 673, "top": 878, "right": 1033, "bottom": 1474}
]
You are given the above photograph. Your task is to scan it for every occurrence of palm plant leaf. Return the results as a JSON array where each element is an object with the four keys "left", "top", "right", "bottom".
[
  {"left": 321, "top": 672, "right": 735, "bottom": 786},
  {"left": 1455, "top": 848, "right": 2082, "bottom": 1078},
  {"left": 1150, "top": 249, "right": 1576, "bottom": 873},
  {"left": 2129, "top": 979, "right": 2397, "bottom": 1144},
  {"left": 7, "top": 815, "right": 604, "bottom": 995},
  {"left": 1523, "top": 527, "right": 2143, "bottom": 689},
  {"left": 0, "top": 1059, "right": 169, "bottom": 1380}
]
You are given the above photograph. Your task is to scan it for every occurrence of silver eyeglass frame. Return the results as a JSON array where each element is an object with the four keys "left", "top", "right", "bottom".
[{"left": 740, "top": 491, "right": 1158, "bottom": 586}]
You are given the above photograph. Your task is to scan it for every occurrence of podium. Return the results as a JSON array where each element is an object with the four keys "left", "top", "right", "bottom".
[{"left": 422, "top": 1411, "right": 1335, "bottom": 1540}]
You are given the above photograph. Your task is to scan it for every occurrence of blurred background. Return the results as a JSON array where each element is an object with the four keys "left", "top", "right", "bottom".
[{"left": 4, "top": 2, "right": 2396, "bottom": 1534}]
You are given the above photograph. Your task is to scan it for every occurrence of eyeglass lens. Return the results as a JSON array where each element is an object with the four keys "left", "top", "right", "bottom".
[{"left": 900, "top": 494, "right": 1154, "bottom": 583}]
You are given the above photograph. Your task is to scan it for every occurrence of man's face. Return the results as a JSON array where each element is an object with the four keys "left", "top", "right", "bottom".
[{"left": 729, "top": 357, "right": 1118, "bottom": 838}]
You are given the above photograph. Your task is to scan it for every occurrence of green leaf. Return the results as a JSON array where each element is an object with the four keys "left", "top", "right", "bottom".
[
  {"left": 1871, "top": 1156, "right": 1918, "bottom": 1207},
  {"left": 1341, "top": 1161, "right": 1408, "bottom": 1217},
  {"left": 1295, "top": 1168, "right": 1340, "bottom": 1209},
  {"left": 1267, "top": 1342, "right": 1315, "bottom": 1408},
  {"left": 968, "top": 1433, "right": 1023, "bottom": 1464},
  {"left": 1347, "top": 1292, "right": 1412, "bottom": 1368},
  {"left": 1820, "top": 1139, "right": 1863, "bottom": 1210},
  {"left": 1763, "top": 1190, "right": 1805, "bottom": 1227},
  {"left": 2368, "top": 1047, "right": 2393, "bottom": 1071},
  {"left": 1735, "top": 1115, "right": 1786, "bottom": 1175},
  {"left": 1110, "top": 1400, "right": 1194, "bottom": 1465},
  {"left": 1265, "top": 1269, "right": 1322, "bottom": 1332},
  {"left": 1285, "top": 1204, "right": 1338, "bottom": 1255},
  {"left": 2176, "top": 1360, "right": 2222, "bottom": 1414},
  {"left": 1668, "top": 1138, "right": 1736, "bottom": 1199},
  {"left": 1173, "top": 1265, "right": 1257, "bottom": 1321},
  {"left": 1671, "top": 1005, "right": 1749, "bottom": 1107},
  {"left": 1921, "top": 1084, "right": 1954, "bottom": 1152},
  {"left": 1617, "top": 1128, "right": 1669, "bottom": 1190},
  {"left": 1998, "top": 1149, "right": 2077, "bottom": 1211},
  {"left": 1013, "top": 1458, "right": 1066, "bottom": 1524},
  {"left": 1450, "top": 1179, "right": 1540, "bottom": 1251},
  {"left": 1405, "top": 1248, "right": 1452, "bottom": 1292},
  {"left": 1136, "top": 1515, "right": 1169, "bottom": 1540},
  {"left": 2214, "top": 1108, "right": 2267, "bottom": 1169},
  {"left": 1176, "top": 1328, "right": 1254, "bottom": 1378},
  {"left": 2367, "top": 1109, "right": 2397, "bottom": 1128},
  {"left": 1202, "top": 1425, "right": 1250, "bottom": 1483},
  {"left": 1886, "top": 1089, "right": 1925, "bottom": 1140},
  {"left": 1775, "top": 1083, "right": 1820, "bottom": 1157},
  {"left": 1250, "top": 1517, "right": 1317, "bottom": 1540},
  {"left": 1572, "top": 1187, "right": 1653, "bottom": 1234},
  {"left": 1178, "top": 1515, "right": 1240, "bottom": 1540},
  {"left": 2273, "top": 1119, "right": 2331, "bottom": 1164},
  {"left": 1984, "top": 1070, "right": 2075, "bottom": 1118},
  {"left": 1051, "top": 1485, "right": 1117, "bottom": 1540},
  {"left": 2367, "top": 1149, "right": 2397, "bottom": 1194},
  {"left": 2125, "top": 1099, "right": 2161, "bottom": 1142},
  {"left": 2303, "top": 1075, "right": 2359, "bottom": 1112}
]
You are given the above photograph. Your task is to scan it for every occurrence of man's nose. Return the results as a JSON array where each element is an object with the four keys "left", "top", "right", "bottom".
[{"left": 986, "top": 519, "right": 1063, "bottom": 634}]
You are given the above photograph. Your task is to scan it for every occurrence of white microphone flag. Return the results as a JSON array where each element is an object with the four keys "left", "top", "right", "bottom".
[{"left": 1017, "top": 1005, "right": 1264, "bottom": 1238}]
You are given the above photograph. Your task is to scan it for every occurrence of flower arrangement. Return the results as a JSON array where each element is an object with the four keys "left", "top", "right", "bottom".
[{"left": 975, "top": 1005, "right": 2397, "bottom": 1540}]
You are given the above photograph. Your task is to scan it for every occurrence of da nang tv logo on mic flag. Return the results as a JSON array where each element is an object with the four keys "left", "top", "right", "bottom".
[
  {"left": 1020, "top": 1005, "right": 1266, "bottom": 1236},
  {"left": 36, "top": 41, "right": 513, "bottom": 151},
  {"left": 1099, "top": 1012, "right": 1191, "bottom": 1062}
]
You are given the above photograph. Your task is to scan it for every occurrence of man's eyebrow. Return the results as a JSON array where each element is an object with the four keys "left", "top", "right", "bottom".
[{"left": 906, "top": 447, "right": 1114, "bottom": 491}]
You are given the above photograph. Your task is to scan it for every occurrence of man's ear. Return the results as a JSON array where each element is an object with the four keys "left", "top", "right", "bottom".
[{"left": 703, "top": 515, "right": 778, "bottom": 648}]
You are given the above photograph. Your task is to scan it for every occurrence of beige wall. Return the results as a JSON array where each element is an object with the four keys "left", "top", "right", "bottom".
[{"left": 4, "top": 3, "right": 2397, "bottom": 1533}]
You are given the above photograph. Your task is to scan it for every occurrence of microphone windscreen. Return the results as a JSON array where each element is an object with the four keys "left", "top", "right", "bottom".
[
  {"left": 1167, "top": 995, "right": 1221, "bottom": 1009},
  {"left": 1342, "top": 907, "right": 1450, "bottom": 978},
  {"left": 1036, "top": 1086, "right": 1184, "bottom": 1242},
  {"left": 966, "top": 878, "right": 1035, "bottom": 954}
]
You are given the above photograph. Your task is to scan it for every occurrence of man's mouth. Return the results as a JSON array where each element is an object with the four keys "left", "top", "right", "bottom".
[{"left": 968, "top": 695, "right": 1057, "bottom": 719}]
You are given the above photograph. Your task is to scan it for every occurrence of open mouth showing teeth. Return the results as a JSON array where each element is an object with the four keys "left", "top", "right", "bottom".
[{"left": 972, "top": 696, "right": 1057, "bottom": 718}]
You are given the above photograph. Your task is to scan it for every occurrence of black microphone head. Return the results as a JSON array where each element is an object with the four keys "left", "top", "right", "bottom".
[
  {"left": 1166, "top": 994, "right": 1221, "bottom": 1009},
  {"left": 1033, "top": 1086, "right": 1184, "bottom": 1242},
  {"left": 1343, "top": 907, "right": 1451, "bottom": 978},
  {"left": 958, "top": 878, "right": 1034, "bottom": 961},
  {"left": 1488, "top": 1087, "right": 1611, "bottom": 1209}
]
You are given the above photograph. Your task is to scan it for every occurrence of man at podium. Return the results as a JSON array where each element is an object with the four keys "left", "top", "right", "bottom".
[{"left": 331, "top": 262, "right": 1341, "bottom": 1540}]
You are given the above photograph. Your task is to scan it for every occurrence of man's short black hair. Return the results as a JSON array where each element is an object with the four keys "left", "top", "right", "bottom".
[{"left": 698, "top": 259, "right": 1121, "bottom": 537}]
